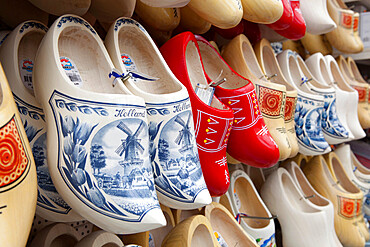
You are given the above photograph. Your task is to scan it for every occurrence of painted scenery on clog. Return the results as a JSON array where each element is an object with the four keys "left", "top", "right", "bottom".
[{"left": 321, "top": 97, "right": 348, "bottom": 139}]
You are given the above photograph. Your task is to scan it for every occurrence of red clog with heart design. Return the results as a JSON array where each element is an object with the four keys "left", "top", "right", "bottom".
[
  {"left": 160, "top": 32, "right": 234, "bottom": 196},
  {"left": 195, "top": 35, "right": 280, "bottom": 168}
]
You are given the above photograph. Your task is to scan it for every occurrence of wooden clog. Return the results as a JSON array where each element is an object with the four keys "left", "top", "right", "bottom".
[
  {"left": 303, "top": 155, "right": 366, "bottom": 247},
  {"left": 139, "top": 0, "right": 190, "bottom": 8},
  {"left": 300, "top": 33, "right": 333, "bottom": 55},
  {"left": 30, "top": 223, "right": 80, "bottom": 247},
  {"left": 28, "top": 0, "right": 91, "bottom": 16},
  {"left": 0, "top": 63, "right": 37, "bottom": 247},
  {"left": 88, "top": 0, "right": 136, "bottom": 23},
  {"left": 255, "top": 38, "right": 299, "bottom": 158},
  {"left": 0, "top": 0, "right": 48, "bottom": 28},
  {"left": 179, "top": 6, "right": 211, "bottom": 34},
  {"left": 204, "top": 202, "right": 258, "bottom": 247},
  {"left": 135, "top": 1, "right": 180, "bottom": 31},
  {"left": 300, "top": 0, "right": 336, "bottom": 35},
  {"left": 352, "top": 13, "right": 364, "bottom": 53},
  {"left": 240, "top": 0, "right": 283, "bottom": 24},
  {"left": 258, "top": 24, "right": 287, "bottom": 42},
  {"left": 75, "top": 230, "right": 124, "bottom": 247},
  {"left": 122, "top": 232, "right": 149, "bottom": 247},
  {"left": 172, "top": 208, "right": 202, "bottom": 225},
  {"left": 282, "top": 40, "right": 306, "bottom": 59},
  {"left": 282, "top": 153, "right": 309, "bottom": 168},
  {"left": 147, "top": 205, "right": 176, "bottom": 246},
  {"left": 187, "top": 0, "right": 243, "bottom": 29},
  {"left": 346, "top": 56, "right": 367, "bottom": 84},
  {"left": 161, "top": 215, "right": 221, "bottom": 247},
  {"left": 0, "top": 30, "right": 10, "bottom": 47}
]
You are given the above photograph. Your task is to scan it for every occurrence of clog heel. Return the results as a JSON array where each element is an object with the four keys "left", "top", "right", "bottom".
[
  {"left": 33, "top": 15, "right": 165, "bottom": 234},
  {"left": 105, "top": 18, "right": 211, "bottom": 209},
  {"left": 75, "top": 230, "right": 124, "bottom": 247},
  {"left": 0, "top": 63, "right": 37, "bottom": 247},
  {"left": 0, "top": 21, "right": 82, "bottom": 222},
  {"left": 195, "top": 35, "right": 280, "bottom": 168}
]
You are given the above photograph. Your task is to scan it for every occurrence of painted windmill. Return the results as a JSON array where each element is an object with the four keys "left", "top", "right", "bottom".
[
  {"left": 116, "top": 121, "right": 145, "bottom": 168},
  {"left": 174, "top": 112, "right": 194, "bottom": 154}
]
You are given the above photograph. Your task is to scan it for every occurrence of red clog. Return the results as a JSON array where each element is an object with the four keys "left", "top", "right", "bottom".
[
  {"left": 214, "top": 20, "right": 244, "bottom": 40},
  {"left": 242, "top": 20, "right": 262, "bottom": 45},
  {"left": 275, "top": 0, "right": 306, "bottom": 40},
  {"left": 195, "top": 35, "right": 280, "bottom": 168},
  {"left": 160, "top": 32, "right": 234, "bottom": 196},
  {"left": 266, "top": 0, "right": 293, "bottom": 30}
]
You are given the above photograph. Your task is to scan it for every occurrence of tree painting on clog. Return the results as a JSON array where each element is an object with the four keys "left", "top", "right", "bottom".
[
  {"left": 15, "top": 95, "right": 72, "bottom": 215},
  {"left": 50, "top": 91, "right": 160, "bottom": 221}
]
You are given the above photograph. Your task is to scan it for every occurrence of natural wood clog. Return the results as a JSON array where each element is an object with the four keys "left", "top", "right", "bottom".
[
  {"left": 29, "top": 223, "right": 80, "bottom": 247},
  {"left": 161, "top": 215, "right": 221, "bottom": 247},
  {"left": 300, "top": 33, "right": 333, "bottom": 55},
  {"left": 75, "top": 230, "right": 124, "bottom": 247},
  {"left": 255, "top": 38, "right": 299, "bottom": 158},
  {"left": 147, "top": 205, "right": 176, "bottom": 246},
  {"left": 172, "top": 208, "right": 202, "bottom": 225},
  {"left": 240, "top": 0, "right": 283, "bottom": 24},
  {"left": 258, "top": 24, "right": 287, "bottom": 42},
  {"left": 303, "top": 155, "right": 366, "bottom": 247},
  {"left": 346, "top": 56, "right": 367, "bottom": 84},
  {"left": 0, "top": 21, "right": 82, "bottom": 222},
  {"left": 282, "top": 40, "right": 306, "bottom": 59},
  {"left": 0, "top": 0, "right": 48, "bottom": 28},
  {"left": 300, "top": 0, "right": 336, "bottom": 35},
  {"left": 179, "top": 6, "right": 211, "bottom": 34},
  {"left": 187, "top": 0, "right": 243, "bottom": 29},
  {"left": 28, "top": 0, "right": 91, "bottom": 16},
  {"left": 281, "top": 153, "right": 309, "bottom": 168},
  {"left": 139, "top": 0, "right": 190, "bottom": 8},
  {"left": 88, "top": 0, "right": 136, "bottom": 23},
  {"left": 135, "top": 1, "right": 180, "bottom": 31},
  {"left": 204, "top": 202, "right": 259, "bottom": 247},
  {"left": 0, "top": 63, "right": 37, "bottom": 247},
  {"left": 352, "top": 13, "right": 364, "bottom": 53}
]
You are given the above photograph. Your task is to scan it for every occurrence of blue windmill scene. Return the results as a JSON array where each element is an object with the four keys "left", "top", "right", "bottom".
[{"left": 174, "top": 112, "right": 194, "bottom": 154}]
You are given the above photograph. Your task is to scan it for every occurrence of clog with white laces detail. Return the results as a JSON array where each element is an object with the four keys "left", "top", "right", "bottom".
[
  {"left": 0, "top": 20, "right": 82, "bottom": 222},
  {"left": 33, "top": 15, "right": 165, "bottom": 234},
  {"left": 277, "top": 50, "right": 331, "bottom": 155},
  {"left": 160, "top": 32, "right": 234, "bottom": 197},
  {"left": 195, "top": 35, "right": 280, "bottom": 168},
  {"left": 105, "top": 18, "right": 211, "bottom": 210}
]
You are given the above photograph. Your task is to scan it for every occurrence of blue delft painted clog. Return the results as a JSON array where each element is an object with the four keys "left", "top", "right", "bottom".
[
  {"left": 33, "top": 15, "right": 165, "bottom": 234},
  {"left": 277, "top": 50, "right": 331, "bottom": 155},
  {"left": 0, "top": 21, "right": 82, "bottom": 222},
  {"left": 105, "top": 17, "right": 211, "bottom": 210}
]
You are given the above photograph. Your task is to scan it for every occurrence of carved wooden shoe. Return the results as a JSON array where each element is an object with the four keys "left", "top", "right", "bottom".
[
  {"left": 179, "top": 6, "right": 211, "bottom": 34},
  {"left": 222, "top": 169, "right": 277, "bottom": 246},
  {"left": 33, "top": 14, "right": 166, "bottom": 234},
  {"left": 266, "top": 0, "right": 293, "bottom": 30},
  {"left": 28, "top": 0, "right": 91, "bottom": 16},
  {"left": 282, "top": 153, "right": 309, "bottom": 168},
  {"left": 240, "top": 0, "right": 283, "bottom": 24},
  {"left": 277, "top": 51, "right": 331, "bottom": 155},
  {"left": 187, "top": 0, "right": 243, "bottom": 29},
  {"left": 139, "top": 0, "right": 190, "bottom": 7},
  {"left": 302, "top": 155, "right": 366, "bottom": 247},
  {"left": 195, "top": 35, "right": 280, "bottom": 168},
  {"left": 346, "top": 56, "right": 367, "bottom": 84},
  {"left": 160, "top": 32, "right": 234, "bottom": 196},
  {"left": 353, "top": 13, "right": 364, "bottom": 53},
  {"left": 0, "top": 63, "right": 37, "bottom": 247},
  {"left": 162, "top": 215, "right": 221, "bottom": 247},
  {"left": 76, "top": 231, "right": 124, "bottom": 247},
  {"left": 254, "top": 38, "right": 299, "bottom": 158},
  {"left": 300, "top": 0, "right": 336, "bottom": 35},
  {"left": 261, "top": 167, "right": 333, "bottom": 247},
  {"left": 204, "top": 202, "right": 259, "bottom": 247},
  {"left": 300, "top": 33, "right": 333, "bottom": 55},
  {"left": 29, "top": 223, "right": 80, "bottom": 247},
  {"left": 282, "top": 161, "right": 343, "bottom": 247},
  {"left": 105, "top": 18, "right": 211, "bottom": 209},
  {"left": 0, "top": 21, "right": 82, "bottom": 222},
  {"left": 88, "top": 0, "right": 136, "bottom": 23},
  {"left": 222, "top": 34, "right": 297, "bottom": 161}
]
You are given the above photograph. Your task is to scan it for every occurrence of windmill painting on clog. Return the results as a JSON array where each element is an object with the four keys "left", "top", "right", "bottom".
[
  {"left": 105, "top": 18, "right": 211, "bottom": 209},
  {"left": 0, "top": 21, "right": 82, "bottom": 222},
  {"left": 33, "top": 15, "right": 166, "bottom": 233}
]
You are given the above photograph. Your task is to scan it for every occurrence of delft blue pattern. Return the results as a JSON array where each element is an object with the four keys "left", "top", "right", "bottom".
[
  {"left": 294, "top": 96, "right": 329, "bottom": 152},
  {"left": 0, "top": 33, "right": 9, "bottom": 46},
  {"left": 57, "top": 16, "right": 96, "bottom": 35},
  {"left": 147, "top": 108, "right": 170, "bottom": 116},
  {"left": 114, "top": 18, "right": 147, "bottom": 33},
  {"left": 271, "top": 42, "right": 283, "bottom": 55},
  {"left": 16, "top": 102, "right": 45, "bottom": 121},
  {"left": 50, "top": 91, "right": 159, "bottom": 221},
  {"left": 19, "top": 21, "right": 48, "bottom": 34},
  {"left": 55, "top": 99, "right": 109, "bottom": 116}
]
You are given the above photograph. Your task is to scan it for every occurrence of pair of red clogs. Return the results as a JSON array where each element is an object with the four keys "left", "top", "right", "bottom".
[{"left": 160, "top": 32, "right": 280, "bottom": 196}]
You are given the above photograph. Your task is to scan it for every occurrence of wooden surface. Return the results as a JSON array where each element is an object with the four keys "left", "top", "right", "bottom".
[
  {"left": 75, "top": 230, "right": 124, "bottom": 247},
  {"left": 88, "top": 0, "right": 136, "bottom": 23},
  {"left": 240, "top": 0, "right": 283, "bottom": 24},
  {"left": 180, "top": 6, "right": 211, "bottom": 34},
  {"left": 29, "top": 223, "right": 80, "bottom": 247},
  {"left": 301, "top": 33, "right": 333, "bottom": 55},
  {"left": 28, "top": 0, "right": 91, "bottom": 16}
]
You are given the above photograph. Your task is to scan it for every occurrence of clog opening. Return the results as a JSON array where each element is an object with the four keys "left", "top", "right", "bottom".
[
  {"left": 352, "top": 153, "right": 370, "bottom": 174},
  {"left": 331, "top": 156, "right": 361, "bottom": 193},
  {"left": 288, "top": 56, "right": 311, "bottom": 93},
  {"left": 234, "top": 176, "right": 270, "bottom": 228},
  {"left": 18, "top": 31, "right": 45, "bottom": 96},
  {"left": 197, "top": 41, "right": 250, "bottom": 90},
  {"left": 293, "top": 166, "right": 329, "bottom": 207},
  {"left": 320, "top": 157, "right": 338, "bottom": 186},
  {"left": 185, "top": 41, "right": 229, "bottom": 110},
  {"left": 262, "top": 47, "right": 294, "bottom": 91},
  {"left": 191, "top": 224, "right": 214, "bottom": 247},
  {"left": 296, "top": 57, "right": 331, "bottom": 89},
  {"left": 241, "top": 41, "right": 265, "bottom": 79},
  {"left": 58, "top": 27, "right": 127, "bottom": 94},
  {"left": 281, "top": 172, "right": 320, "bottom": 213},
  {"left": 328, "top": 62, "right": 353, "bottom": 92},
  {"left": 117, "top": 26, "right": 182, "bottom": 94},
  {"left": 318, "top": 59, "right": 333, "bottom": 85},
  {"left": 149, "top": 210, "right": 174, "bottom": 246},
  {"left": 349, "top": 60, "right": 363, "bottom": 81},
  {"left": 209, "top": 208, "right": 253, "bottom": 246},
  {"left": 50, "top": 234, "right": 78, "bottom": 246}
]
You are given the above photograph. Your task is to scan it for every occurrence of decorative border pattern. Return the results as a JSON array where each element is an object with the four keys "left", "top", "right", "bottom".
[
  {"left": 19, "top": 21, "right": 48, "bottom": 34},
  {"left": 257, "top": 85, "right": 284, "bottom": 118},
  {"left": 0, "top": 33, "right": 9, "bottom": 46},
  {"left": 352, "top": 86, "right": 367, "bottom": 103},
  {"left": 337, "top": 195, "right": 357, "bottom": 219},
  {"left": 57, "top": 16, "right": 96, "bottom": 35},
  {"left": 353, "top": 16, "right": 359, "bottom": 32},
  {"left": 284, "top": 96, "right": 296, "bottom": 122},
  {"left": 114, "top": 18, "right": 146, "bottom": 33},
  {"left": 55, "top": 99, "right": 109, "bottom": 116},
  {"left": 340, "top": 12, "right": 353, "bottom": 29}
]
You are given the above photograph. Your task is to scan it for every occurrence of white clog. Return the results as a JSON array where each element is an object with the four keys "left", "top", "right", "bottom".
[
  {"left": 277, "top": 50, "right": 331, "bottom": 155},
  {"left": 283, "top": 161, "right": 343, "bottom": 247},
  {"left": 300, "top": 0, "right": 336, "bottom": 35},
  {"left": 260, "top": 168, "right": 332, "bottom": 247},
  {"left": 33, "top": 15, "right": 165, "bottom": 234},
  {"left": 0, "top": 21, "right": 82, "bottom": 222},
  {"left": 105, "top": 17, "right": 211, "bottom": 210},
  {"left": 29, "top": 223, "right": 81, "bottom": 247},
  {"left": 222, "top": 169, "right": 276, "bottom": 246}
]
